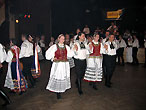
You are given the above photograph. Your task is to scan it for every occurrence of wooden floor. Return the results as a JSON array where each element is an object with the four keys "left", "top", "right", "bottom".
[{"left": 0, "top": 60, "right": 146, "bottom": 110}]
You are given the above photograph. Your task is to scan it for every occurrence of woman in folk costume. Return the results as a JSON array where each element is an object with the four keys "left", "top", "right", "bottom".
[
  {"left": 29, "top": 36, "right": 41, "bottom": 79},
  {"left": 45, "top": 34, "right": 74, "bottom": 99},
  {"left": 84, "top": 34, "right": 102, "bottom": 90},
  {"left": 126, "top": 37, "right": 133, "bottom": 63},
  {"left": 4, "top": 39, "right": 28, "bottom": 94}
]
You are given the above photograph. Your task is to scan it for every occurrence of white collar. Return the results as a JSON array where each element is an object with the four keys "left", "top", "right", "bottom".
[{"left": 92, "top": 40, "right": 99, "bottom": 44}]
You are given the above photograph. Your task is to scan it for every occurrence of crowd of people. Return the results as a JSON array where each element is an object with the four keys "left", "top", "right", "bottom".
[{"left": 0, "top": 22, "right": 146, "bottom": 106}]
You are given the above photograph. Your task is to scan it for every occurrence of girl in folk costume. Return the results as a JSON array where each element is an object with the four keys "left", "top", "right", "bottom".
[
  {"left": 4, "top": 39, "right": 28, "bottom": 94},
  {"left": 45, "top": 34, "right": 74, "bottom": 99},
  {"left": 84, "top": 34, "right": 102, "bottom": 90},
  {"left": 29, "top": 36, "right": 41, "bottom": 79}
]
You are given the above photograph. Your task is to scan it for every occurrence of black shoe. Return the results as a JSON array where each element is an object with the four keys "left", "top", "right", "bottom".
[
  {"left": 105, "top": 84, "right": 111, "bottom": 88},
  {"left": 57, "top": 93, "right": 61, "bottom": 99}
]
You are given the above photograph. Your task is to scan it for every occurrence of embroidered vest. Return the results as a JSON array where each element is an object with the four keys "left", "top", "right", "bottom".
[
  {"left": 54, "top": 44, "right": 67, "bottom": 62},
  {"left": 90, "top": 42, "right": 101, "bottom": 57}
]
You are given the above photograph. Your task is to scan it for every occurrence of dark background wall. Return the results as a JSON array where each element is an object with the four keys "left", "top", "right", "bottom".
[{"left": 0, "top": 0, "right": 146, "bottom": 45}]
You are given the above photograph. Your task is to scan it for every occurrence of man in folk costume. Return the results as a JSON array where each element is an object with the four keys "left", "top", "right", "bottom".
[
  {"left": 132, "top": 35, "right": 139, "bottom": 65},
  {"left": 100, "top": 34, "right": 117, "bottom": 88},
  {"left": 73, "top": 32, "right": 93, "bottom": 95},
  {"left": 102, "top": 31, "right": 110, "bottom": 78},
  {"left": 0, "top": 43, "right": 11, "bottom": 106},
  {"left": 117, "top": 35, "right": 127, "bottom": 65},
  {"left": 84, "top": 34, "right": 103, "bottom": 90},
  {"left": 45, "top": 34, "right": 74, "bottom": 99},
  {"left": 28, "top": 36, "right": 41, "bottom": 79},
  {"left": 4, "top": 39, "right": 28, "bottom": 94},
  {"left": 19, "top": 34, "right": 35, "bottom": 88}
]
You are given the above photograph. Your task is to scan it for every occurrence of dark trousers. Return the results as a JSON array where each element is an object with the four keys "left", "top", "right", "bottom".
[
  {"left": 41, "top": 47, "right": 45, "bottom": 58},
  {"left": 74, "top": 59, "right": 86, "bottom": 93},
  {"left": 102, "top": 54, "right": 106, "bottom": 78},
  {"left": 117, "top": 48, "right": 124, "bottom": 64},
  {"left": 74, "top": 59, "right": 86, "bottom": 80},
  {"left": 21, "top": 56, "right": 35, "bottom": 87},
  {"left": 104, "top": 55, "right": 116, "bottom": 85},
  {"left": 132, "top": 47, "right": 139, "bottom": 64}
]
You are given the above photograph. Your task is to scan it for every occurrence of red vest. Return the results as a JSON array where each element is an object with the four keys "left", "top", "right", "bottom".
[
  {"left": 54, "top": 44, "right": 67, "bottom": 62},
  {"left": 90, "top": 42, "right": 101, "bottom": 56},
  {"left": 11, "top": 47, "right": 20, "bottom": 62}
]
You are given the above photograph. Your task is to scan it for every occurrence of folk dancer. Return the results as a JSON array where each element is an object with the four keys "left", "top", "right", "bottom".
[
  {"left": 84, "top": 34, "right": 102, "bottom": 90},
  {"left": 100, "top": 34, "right": 117, "bottom": 88},
  {"left": 73, "top": 32, "right": 93, "bottom": 95},
  {"left": 132, "top": 35, "right": 139, "bottom": 65},
  {"left": 46, "top": 34, "right": 74, "bottom": 99},
  {"left": 19, "top": 34, "right": 35, "bottom": 88},
  {"left": 4, "top": 39, "right": 28, "bottom": 94},
  {"left": 117, "top": 35, "right": 127, "bottom": 65}
]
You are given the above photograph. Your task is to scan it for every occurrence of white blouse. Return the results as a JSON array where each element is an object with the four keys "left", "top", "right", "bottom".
[
  {"left": 45, "top": 44, "right": 74, "bottom": 61},
  {"left": 0, "top": 43, "right": 6, "bottom": 63}
]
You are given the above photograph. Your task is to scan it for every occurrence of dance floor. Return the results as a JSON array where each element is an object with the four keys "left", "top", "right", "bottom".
[{"left": 0, "top": 60, "right": 146, "bottom": 110}]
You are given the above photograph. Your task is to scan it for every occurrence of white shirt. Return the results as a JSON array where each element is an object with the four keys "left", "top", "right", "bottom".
[
  {"left": 19, "top": 40, "right": 33, "bottom": 58},
  {"left": 100, "top": 41, "right": 117, "bottom": 56},
  {"left": 118, "top": 39, "right": 127, "bottom": 48},
  {"left": 132, "top": 39, "right": 139, "bottom": 48},
  {"left": 39, "top": 40, "right": 45, "bottom": 48},
  {"left": 0, "top": 43, "right": 6, "bottom": 63},
  {"left": 73, "top": 40, "right": 92, "bottom": 60}
]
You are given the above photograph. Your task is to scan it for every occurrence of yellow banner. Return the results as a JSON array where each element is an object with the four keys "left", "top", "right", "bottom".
[{"left": 107, "top": 9, "right": 122, "bottom": 19}]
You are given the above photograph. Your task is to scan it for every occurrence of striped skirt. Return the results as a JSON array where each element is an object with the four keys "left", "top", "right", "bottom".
[{"left": 84, "top": 56, "right": 103, "bottom": 82}]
